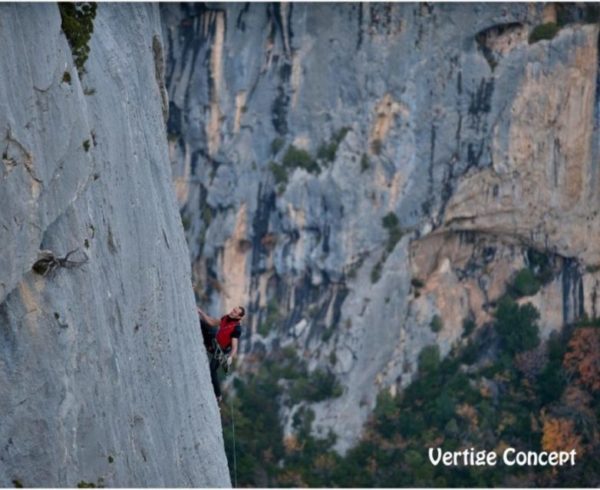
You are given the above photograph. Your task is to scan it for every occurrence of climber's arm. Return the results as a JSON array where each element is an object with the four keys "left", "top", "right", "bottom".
[
  {"left": 197, "top": 306, "right": 220, "bottom": 327},
  {"left": 230, "top": 337, "right": 239, "bottom": 359}
]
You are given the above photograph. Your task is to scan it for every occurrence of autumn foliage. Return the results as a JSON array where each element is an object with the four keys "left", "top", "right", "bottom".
[
  {"left": 541, "top": 413, "right": 583, "bottom": 455},
  {"left": 563, "top": 327, "right": 600, "bottom": 392}
]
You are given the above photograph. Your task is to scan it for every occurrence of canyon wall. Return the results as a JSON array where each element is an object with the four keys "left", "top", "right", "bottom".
[{"left": 162, "top": 3, "right": 600, "bottom": 453}]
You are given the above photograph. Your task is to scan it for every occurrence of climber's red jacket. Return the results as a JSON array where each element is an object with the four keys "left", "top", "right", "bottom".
[{"left": 215, "top": 315, "right": 241, "bottom": 350}]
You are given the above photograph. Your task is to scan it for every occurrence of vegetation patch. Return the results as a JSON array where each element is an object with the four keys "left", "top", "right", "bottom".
[
  {"left": 220, "top": 291, "right": 600, "bottom": 486},
  {"left": 282, "top": 145, "right": 320, "bottom": 174},
  {"left": 411, "top": 277, "right": 424, "bottom": 289},
  {"left": 77, "top": 482, "right": 96, "bottom": 489},
  {"left": 382, "top": 212, "right": 404, "bottom": 252},
  {"left": 370, "top": 258, "right": 384, "bottom": 284},
  {"left": 316, "top": 127, "right": 350, "bottom": 164},
  {"left": 59, "top": 3, "right": 98, "bottom": 76},
  {"left": 289, "top": 368, "right": 344, "bottom": 404},
  {"left": 494, "top": 296, "right": 540, "bottom": 355},
  {"left": 527, "top": 248, "right": 554, "bottom": 285},
  {"left": 429, "top": 315, "right": 443, "bottom": 333},
  {"left": 528, "top": 22, "right": 559, "bottom": 44},
  {"left": 219, "top": 346, "right": 343, "bottom": 485},
  {"left": 371, "top": 211, "right": 405, "bottom": 284},
  {"left": 509, "top": 249, "right": 554, "bottom": 298},
  {"left": 509, "top": 267, "right": 541, "bottom": 298},
  {"left": 269, "top": 161, "right": 288, "bottom": 185},
  {"left": 418, "top": 344, "right": 441, "bottom": 373}
]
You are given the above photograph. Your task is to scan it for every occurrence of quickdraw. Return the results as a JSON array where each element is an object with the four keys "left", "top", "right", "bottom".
[{"left": 210, "top": 338, "right": 231, "bottom": 374}]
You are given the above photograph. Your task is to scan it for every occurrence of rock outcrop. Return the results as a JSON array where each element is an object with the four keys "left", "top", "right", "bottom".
[
  {"left": 0, "top": 4, "right": 229, "bottom": 486},
  {"left": 162, "top": 3, "right": 600, "bottom": 453}
]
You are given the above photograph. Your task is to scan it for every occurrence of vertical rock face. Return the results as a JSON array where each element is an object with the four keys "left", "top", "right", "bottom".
[
  {"left": 162, "top": 3, "right": 600, "bottom": 453},
  {"left": 0, "top": 4, "right": 229, "bottom": 487}
]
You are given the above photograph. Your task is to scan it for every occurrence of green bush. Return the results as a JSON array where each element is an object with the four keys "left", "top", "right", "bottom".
[
  {"left": 529, "top": 22, "right": 560, "bottom": 44},
  {"left": 269, "top": 162, "right": 288, "bottom": 185},
  {"left": 510, "top": 267, "right": 541, "bottom": 297},
  {"left": 290, "top": 368, "right": 343, "bottom": 403},
  {"left": 371, "top": 258, "right": 384, "bottom": 284},
  {"left": 316, "top": 127, "right": 350, "bottom": 164},
  {"left": 411, "top": 278, "right": 425, "bottom": 289},
  {"left": 430, "top": 315, "right": 443, "bottom": 333},
  {"left": 382, "top": 212, "right": 399, "bottom": 230},
  {"left": 59, "top": 3, "right": 97, "bottom": 76},
  {"left": 282, "top": 145, "right": 320, "bottom": 174},
  {"left": 381, "top": 212, "right": 404, "bottom": 252},
  {"left": 418, "top": 345, "right": 440, "bottom": 373},
  {"left": 494, "top": 296, "right": 540, "bottom": 355}
]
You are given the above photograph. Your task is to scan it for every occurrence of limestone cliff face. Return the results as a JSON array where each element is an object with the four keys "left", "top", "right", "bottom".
[
  {"left": 0, "top": 4, "right": 229, "bottom": 486},
  {"left": 162, "top": 3, "right": 600, "bottom": 453}
]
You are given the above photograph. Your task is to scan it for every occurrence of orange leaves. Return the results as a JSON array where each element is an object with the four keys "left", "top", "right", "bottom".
[
  {"left": 563, "top": 327, "right": 600, "bottom": 392},
  {"left": 541, "top": 413, "right": 583, "bottom": 456}
]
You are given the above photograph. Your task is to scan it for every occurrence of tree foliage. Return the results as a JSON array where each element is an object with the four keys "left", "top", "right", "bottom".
[
  {"left": 494, "top": 296, "right": 540, "bottom": 355},
  {"left": 541, "top": 414, "right": 583, "bottom": 455},
  {"left": 58, "top": 3, "right": 97, "bottom": 76},
  {"left": 563, "top": 327, "right": 600, "bottom": 392}
]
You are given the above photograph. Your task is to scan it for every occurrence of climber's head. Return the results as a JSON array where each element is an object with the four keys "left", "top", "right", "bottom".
[{"left": 229, "top": 305, "right": 245, "bottom": 321}]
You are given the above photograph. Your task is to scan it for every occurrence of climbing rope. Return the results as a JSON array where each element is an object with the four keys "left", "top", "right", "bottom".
[
  {"left": 229, "top": 393, "right": 238, "bottom": 488},
  {"left": 209, "top": 340, "right": 238, "bottom": 486}
]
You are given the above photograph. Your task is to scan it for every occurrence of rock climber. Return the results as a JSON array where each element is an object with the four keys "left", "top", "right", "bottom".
[{"left": 197, "top": 305, "right": 245, "bottom": 403}]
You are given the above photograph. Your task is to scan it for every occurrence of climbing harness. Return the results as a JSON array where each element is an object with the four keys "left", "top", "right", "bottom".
[{"left": 210, "top": 338, "right": 230, "bottom": 373}]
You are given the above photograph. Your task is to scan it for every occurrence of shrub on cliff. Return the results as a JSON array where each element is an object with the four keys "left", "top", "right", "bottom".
[
  {"left": 529, "top": 22, "right": 560, "bottom": 44},
  {"left": 382, "top": 212, "right": 404, "bottom": 252},
  {"left": 59, "top": 2, "right": 97, "bottom": 76},
  {"left": 316, "top": 127, "right": 350, "bottom": 164},
  {"left": 510, "top": 267, "right": 541, "bottom": 297},
  {"left": 430, "top": 315, "right": 443, "bottom": 333},
  {"left": 282, "top": 145, "right": 320, "bottom": 174}
]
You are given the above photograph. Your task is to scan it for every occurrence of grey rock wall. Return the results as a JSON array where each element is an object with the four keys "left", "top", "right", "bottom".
[
  {"left": 162, "top": 2, "right": 600, "bottom": 453},
  {"left": 0, "top": 4, "right": 229, "bottom": 486}
]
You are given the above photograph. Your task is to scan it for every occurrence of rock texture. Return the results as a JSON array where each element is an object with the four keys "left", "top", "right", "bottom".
[
  {"left": 162, "top": 3, "right": 600, "bottom": 453},
  {"left": 0, "top": 4, "right": 229, "bottom": 486}
]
